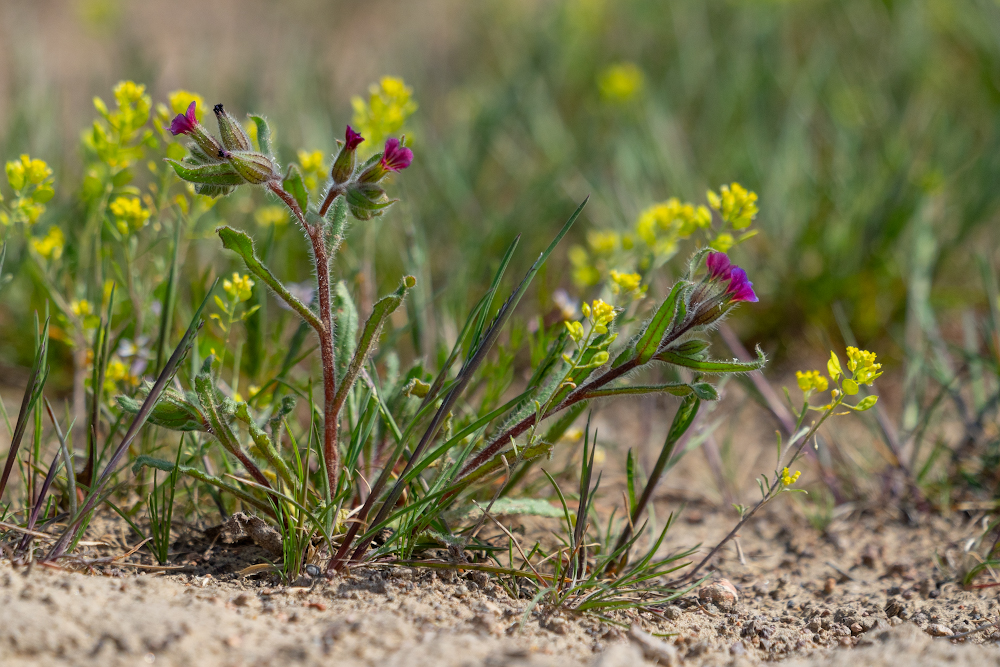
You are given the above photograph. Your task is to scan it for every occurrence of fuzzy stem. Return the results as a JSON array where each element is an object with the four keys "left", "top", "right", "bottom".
[{"left": 266, "top": 181, "right": 340, "bottom": 497}]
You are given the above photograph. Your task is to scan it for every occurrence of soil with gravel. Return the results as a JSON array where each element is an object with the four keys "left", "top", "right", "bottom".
[{"left": 3, "top": 504, "right": 1000, "bottom": 667}]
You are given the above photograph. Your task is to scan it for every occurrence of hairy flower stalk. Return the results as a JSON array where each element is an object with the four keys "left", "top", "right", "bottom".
[{"left": 166, "top": 103, "right": 412, "bottom": 499}]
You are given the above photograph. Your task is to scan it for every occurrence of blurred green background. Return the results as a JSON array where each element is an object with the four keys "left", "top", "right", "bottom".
[{"left": 2, "top": 0, "right": 1000, "bottom": 372}]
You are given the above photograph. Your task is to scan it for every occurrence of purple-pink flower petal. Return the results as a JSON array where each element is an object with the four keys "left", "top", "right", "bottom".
[
  {"left": 345, "top": 125, "right": 364, "bottom": 150},
  {"left": 380, "top": 137, "right": 413, "bottom": 172},
  {"left": 726, "top": 267, "right": 758, "bottom": 303},
  {"left": 706, "top": 252, "right": 733, "bottom": 281},
  {"left": 168, "top": 101, "right": 198, "bottom": 136}
]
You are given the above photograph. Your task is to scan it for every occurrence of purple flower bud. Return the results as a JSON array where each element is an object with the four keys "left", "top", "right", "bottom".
[
  {"left": 706, "top": 252, "right": 733, "bottom": 281},
  {"left": 167, "top": 101, "right": 198, "bottom": 136},
  {"left": 331, "top": 125, "right": 365, "bottom": 185},
  {"left": 380, "top": 137, "right": 413, "bottom": 172},
  {"left": 726, "top": 266, "right": 758, "bottom": 303},
  {"left": 345, "top": 125, "right": 365, "bottom": 151}
]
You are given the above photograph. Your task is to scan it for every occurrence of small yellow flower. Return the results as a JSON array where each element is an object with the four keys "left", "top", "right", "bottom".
[
  {"left": 565, "top": 320, "right": 585, "bottom": 343},
  {"left": 167, "top": 90, "right": 206, "bottom": 120},
  {"left": 223, "top": 272, "right": 255, "bottom": 302},
  {"left": 710, "top": 232, "right": 735, "bottom": 253},
  {"left": 297, "top": 149, "right": 324, "bottom": 174},
  {"left": 254, "top": 205, "right": 289, "bottom": 227},
  {"left": 351, "top": 76, "right": 417, "bottom": 147},
  {"left": 114, "top": 81, "right": 147, "bottom": 106},
  {"left": 586, "top": 298, "right": 616, "bottom": 334},
  {"left": 795, "top": 370, "right": 828, "bottom": 393},
  {"left": 568, "top": 245, "right": 600, "bottom": 287},
  {"left": 609, "top": 269, "right": 642, "bottom": 295},
  {"left": 706, "top": 183, "right": 758, "bottom": 230},
  {"left": 587, "top": 230, "right": 619, "bottom": 255},
  {"left": 846, "top": 347, "right": 882, "bottom": 385},
  {"left": 780, "top": 467, "right": 801, "bottom": 486},
  {"left": 30, "top": 226, "right": 65, "bottom": 260},
  {"left": 597, "top": 62, "right": 644, "bottom": 103},
  {"left": 109, "top": 196, "right": 151, "bottom": 234},
  {"left": 6, "top": 154, "right": 52, "bottom": 191},
  {"left": 71, "top": 299, "right": 94, "bottom": 318}
]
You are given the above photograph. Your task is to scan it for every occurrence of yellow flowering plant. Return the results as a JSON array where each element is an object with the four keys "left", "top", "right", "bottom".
[{"left": 678, "top": 348, "right": 883, "bottom": 585}]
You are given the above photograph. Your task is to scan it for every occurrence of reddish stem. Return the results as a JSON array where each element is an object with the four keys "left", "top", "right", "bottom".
[{"left": 267, "top": 181, "right": 340, "bottom": 495}]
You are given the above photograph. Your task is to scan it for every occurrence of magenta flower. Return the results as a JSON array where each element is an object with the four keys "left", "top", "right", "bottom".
[
  {"left": 706, "top": 252, "right": 733, "bottom": 281},
  {"left": 345, "top": 125, "right": 365, "bottom": 150},
  {"left": 167, "top": 101, "right": 198, "bottom": 136},
  {"left": 380, "top": 137, "right": 413, "bottom": 172},
  {"left": 726, "top": 266, "right": 758, "bottom": 303}
]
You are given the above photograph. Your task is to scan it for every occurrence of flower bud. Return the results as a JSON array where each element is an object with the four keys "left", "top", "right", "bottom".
[
  {"left": 331, "top": 125, "right": 365, "bottom": 185},
  {"left": 166, "top": 101, "right": 225, "bottom": 159},
  {"left": 213, "top": 103, "right": 253, "bottom": 152},
  {"left": 345, "top": 181, "right": 395, "bottom": 220},
  {"left": 222, "top": 150, "right": 280, "bottom": 185}
]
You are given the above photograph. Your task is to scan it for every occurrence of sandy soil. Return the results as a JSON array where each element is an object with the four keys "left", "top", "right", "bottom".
[{"left": 3, "top": 505, "right": 1000, "bottom": 667}]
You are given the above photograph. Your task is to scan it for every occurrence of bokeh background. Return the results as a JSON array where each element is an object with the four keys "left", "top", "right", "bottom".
[{"left": 2, "top": 0, "right": 999, "bottom": 383}]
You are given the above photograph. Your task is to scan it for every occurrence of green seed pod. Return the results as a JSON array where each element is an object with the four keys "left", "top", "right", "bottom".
[
  {"left": 214, "top": 103, "right": 253, "bottom": 152},
  {"left": 224, "top": 150, "right": 280, "bottom": 185}
]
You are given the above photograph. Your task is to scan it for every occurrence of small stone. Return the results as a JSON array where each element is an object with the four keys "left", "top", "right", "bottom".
[
  {"left": 699, "top": 579, "right": 739, "bottom": 612},
  {"left": 850, "top": 622, "right": 864, "bottom": 635},
  {"left": 664, "top": 605, "right": 683, "bottom": 620},
  {"left": 889, "top": 616, "right": 903, "bottom": 627},
  {"left": 628, "top": 626, "right": 680, "bottom": 666},
  {"left": 926, "top": 624, "right": 953, "bottom": 637},
  {"left": 884, "top": 600, "right": 905, "bottom": 618},
  {"left": 823, "top": 578, "right": 836, "bottom": 595}
]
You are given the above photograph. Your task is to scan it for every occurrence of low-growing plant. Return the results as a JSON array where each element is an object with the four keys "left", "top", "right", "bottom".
[{"left": 0, "top": 78, "right": 889, "bottom": 621}]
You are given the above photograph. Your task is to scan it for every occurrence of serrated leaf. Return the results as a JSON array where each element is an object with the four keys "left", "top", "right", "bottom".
[
  {"left": 282, "top": 164, "right": 308, "bottom": 212},
  {"left": 655, "top": 346, "right": 766, "bottom": 374}
]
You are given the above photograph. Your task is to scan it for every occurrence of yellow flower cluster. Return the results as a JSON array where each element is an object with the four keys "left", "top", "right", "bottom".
[
  {"left": 609, "top": 269, "right": 642, "bottom": 295},
  {"left": 30, "top": 226, "right": 65, "bottom": 261},
  {"left": 110, "top": 196, "right": 151, "bottom": 235},
  {"left": 707, "top": 183, "right": 758, "bottom": 231},
  {"left": 582, "top": 298, "right": 615, "bottom": 334},
  {"left": 297, "top": 149, "right": 326, "bottom": 191},
  {"left": 597, "top": 62, "right": 644, "bottom": 103},
  {"left": 105, "top": 358, "right": 138, "bottom": 388},
  {"left": 223, "top": 272, "right": 255, "bottom": 302},
  {"left": 254, "top": 205, "right": 289, "bottom": 227},
  {"left": 795, "top": 370, "right": 828, "bottom": 393},
  {"left": 351, "top": 77, "right": 417, "bottom": 147},
  {"left": 564, "top": 320, "right": 585, "bottom": 343},
  {"left": 6, "top": 154, "right": 52, "bottom": 191},
  {"left": 636, "top": 198, "right": 712, "bottom": 257},
  {"left": 71, "top": 299, "right": 94, "bottom": 318},
  {"left": 845, "top": 347, "right": 882, "bottom": 384},
  {"left": 780, "top": 467, "right": 801, "bottom": 486},
  {"left": 88, "top": 80, "right": 152, "bottom": 169}
]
